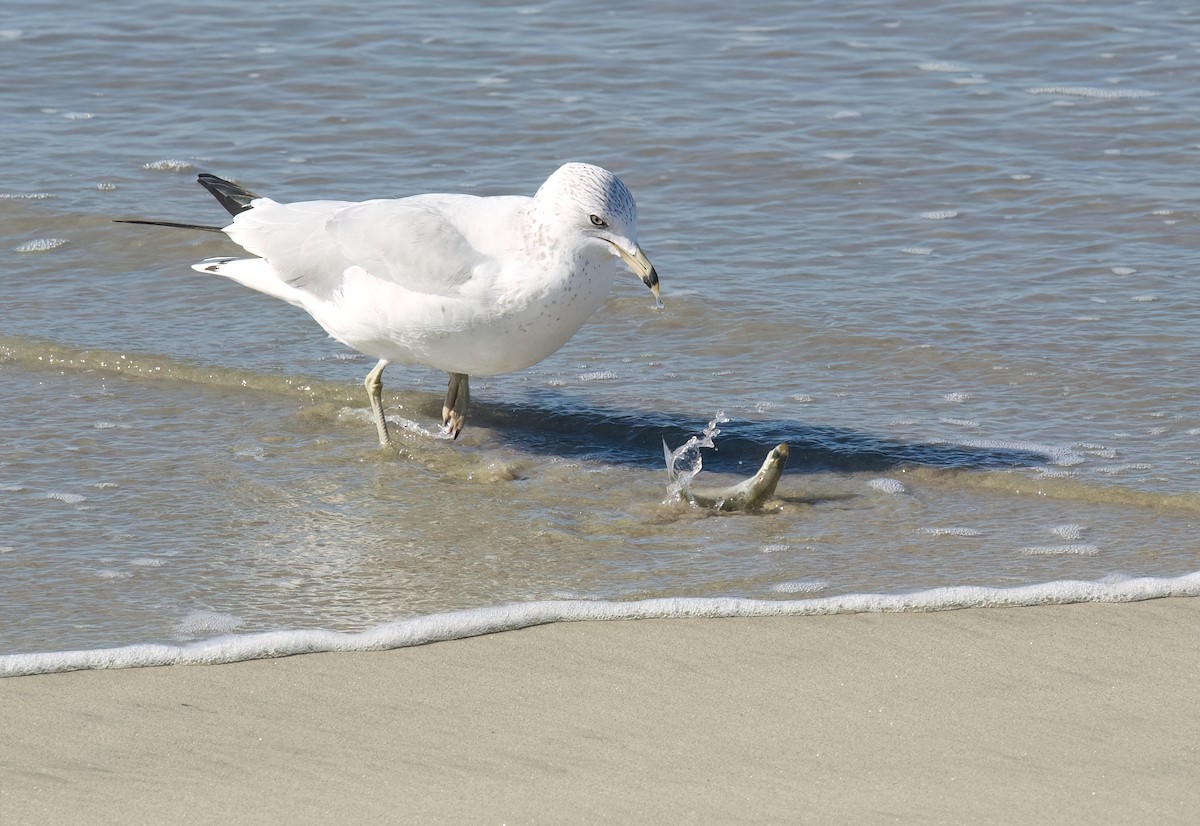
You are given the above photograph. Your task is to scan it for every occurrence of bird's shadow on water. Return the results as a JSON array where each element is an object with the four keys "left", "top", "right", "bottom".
[{"left": 462, "top": 392, "right": 1053, "bottom": 475}]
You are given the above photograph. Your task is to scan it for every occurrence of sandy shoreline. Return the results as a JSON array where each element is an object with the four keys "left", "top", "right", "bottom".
[{"left": 3, "top": 598, "right": 1198, "bottom": 824}]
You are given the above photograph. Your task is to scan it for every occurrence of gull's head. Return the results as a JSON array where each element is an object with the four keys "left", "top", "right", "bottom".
[{"left": 534, "top": 162, "right": 660, "bottom": 301}]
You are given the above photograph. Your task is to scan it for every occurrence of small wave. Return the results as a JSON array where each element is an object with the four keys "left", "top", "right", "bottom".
[
  {"left": 1027, "top": 86, "right": 1158, "bottom": 99},
  {"left": 3, "top": 573, "right": 1197, "bottom": 677},
  {"left": 920, "top": 210, "right": 958, "bottom": 220}
]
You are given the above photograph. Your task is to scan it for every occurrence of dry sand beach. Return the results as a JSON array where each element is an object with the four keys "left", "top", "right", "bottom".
[{"left": 3, "top": 598, "right": 1198, "bottom": 824}]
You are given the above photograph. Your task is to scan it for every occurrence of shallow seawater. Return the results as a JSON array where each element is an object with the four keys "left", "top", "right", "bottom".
[{"left": 2, "top": 0, "right": 1199, "bottom": 668}]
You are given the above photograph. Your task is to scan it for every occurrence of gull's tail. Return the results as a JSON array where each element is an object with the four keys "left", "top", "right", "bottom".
[
  {"left": 114, "top": 173, "right": 262, "bottom": 231},
  {"left": 197, "top": 173, "right": 260, "bottom": 216}
]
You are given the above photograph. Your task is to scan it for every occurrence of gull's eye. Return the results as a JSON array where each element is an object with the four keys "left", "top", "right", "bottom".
[{"left": 589, "top": 214, "right": 608, "bottom": 228}]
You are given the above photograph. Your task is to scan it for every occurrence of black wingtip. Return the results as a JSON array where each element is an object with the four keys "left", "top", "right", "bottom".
[{"left": 197, "top": 173, "right": 261, "bottom": 217}]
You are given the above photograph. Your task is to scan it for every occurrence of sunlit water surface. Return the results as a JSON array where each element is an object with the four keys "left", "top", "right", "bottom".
[{"left": 2, "top": 0, "right": 1199, "bottom": 661}]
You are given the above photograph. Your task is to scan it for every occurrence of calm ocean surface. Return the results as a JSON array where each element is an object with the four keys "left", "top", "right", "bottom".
[{"left": 3, "top": 0, "right": 1199, "bottom": 669}]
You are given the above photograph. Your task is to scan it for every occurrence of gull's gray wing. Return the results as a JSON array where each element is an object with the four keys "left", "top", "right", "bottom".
[{"left": 223, "top": 193, "right": 527, "bottom": 300}]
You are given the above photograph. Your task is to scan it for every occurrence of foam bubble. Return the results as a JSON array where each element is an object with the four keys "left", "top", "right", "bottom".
[
  {"left": 940, "top": 437, "right": 1084, "bottom": 467},
  {"left": 1020, "top": 544, "right": 1100, "bottom": 556},
  {"left": 95, "top": 569, "right": 132, "bottom": 580},
  {"left": 1027, "top": 86, "right": 1158, "bottom": 99},
  {"left": 4, "top": 573, "right": 1198, "bottom": 677},
  {"left": 868, "top": 478, "right": 906, "bottom": 494},
  {"left": 918, "top": 61, "right": 969, "bottom": 72},
  {"left": 940, "top": 417, "right": 980, "bottom": 428},
  {"left": 142, "top": 159, "right": 196, "bottom": 172},
  {"left": 175, "top": 610, "right": 245, "bottom": 638},
  {"left": 1111, "top": 266, "right": 1137, "bottom": 275},
  {"left": 920, "top": 210, "right": 959, "bottom": 220},
  {"left": 1099, "top": 463, "right": 1151, "bottom": 475},
  {"left": 1051, "top": 524, "right": 1085, "bottom": 541},
  {"left": 1080, "top": 444, "right": 1118, "bottom": 459},
  {"left": 578, "top": 370, "right": 618, "bottom": 382},
  {"left": 15, "top": 238, "right": 68, "bottom": 253},
  {"left": 944, "top": 392, "right": 971, "bottom": 403},
  {"left": 771, "top": 580, "right": 830, "bottom": 594},
  {"left": 46, "top": 491, "right": 86, "bottom": 504},
  {"left": 900, "top": 247, "right": 933, "bottom": 255},
  {"left": 919, "top": 527, "right": 983, "bottom": 537}
]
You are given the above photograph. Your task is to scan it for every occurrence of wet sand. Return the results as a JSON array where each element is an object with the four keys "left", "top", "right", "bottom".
[{"left": 3, "top": 598, "right": 1198, "bottom": 824}]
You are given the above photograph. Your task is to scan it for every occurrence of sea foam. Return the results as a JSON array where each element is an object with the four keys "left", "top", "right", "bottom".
[{"left": 3, "top": 573, "right": 1197, "bottom": 678}]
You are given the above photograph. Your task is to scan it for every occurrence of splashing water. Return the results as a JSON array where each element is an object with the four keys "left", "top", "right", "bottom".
[{"left": 663, "top": 412, "right": 730, "bottom": 501}]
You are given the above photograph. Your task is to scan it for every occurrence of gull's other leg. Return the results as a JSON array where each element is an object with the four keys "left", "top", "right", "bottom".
[
  {"left": 364, "top": 359, "right": 392, "bottom": 447},
  {"left": 442, "top": 372, "right": 470, "bottom": 439}
]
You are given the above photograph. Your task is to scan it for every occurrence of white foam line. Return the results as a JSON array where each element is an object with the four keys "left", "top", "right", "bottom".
[
  {"left": 4, "top": 572, "right": 1199, "bottom": 678},
  {"left": 932, "top": 436, "right": 1085, "bottom": 467}
]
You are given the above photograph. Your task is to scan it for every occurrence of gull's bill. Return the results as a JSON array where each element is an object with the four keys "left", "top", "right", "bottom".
[{"left": 612, "top": 242, "right": 660, "bottom": 302}]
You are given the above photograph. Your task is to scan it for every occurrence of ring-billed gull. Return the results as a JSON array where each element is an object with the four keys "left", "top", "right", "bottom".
[{"left": 119, "top": 163, "right": 660, "bottom": 444}]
